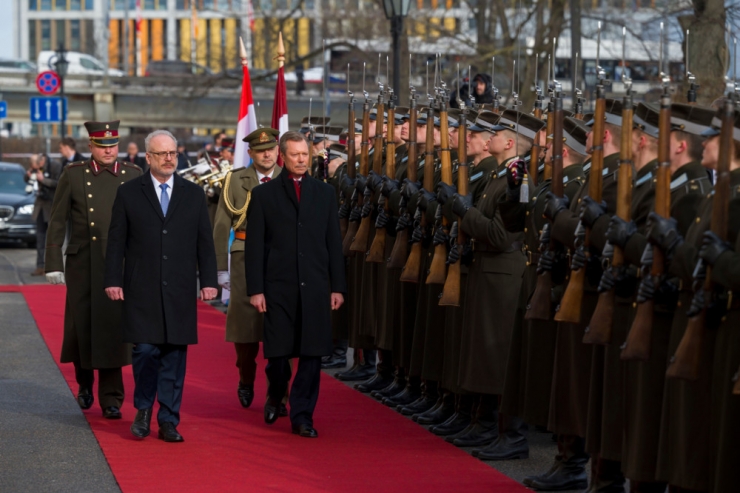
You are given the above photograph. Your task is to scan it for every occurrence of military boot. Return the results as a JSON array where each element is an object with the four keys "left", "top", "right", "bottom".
[
  {"left": 451, "top": 394, "right": 499, "bottom": 447},
  {"left": 528, "top": 435, "right": 589, "bottom": 491},
  {"left": 382, "top": 376, "right": 421, "bottom": 407},
  {"left": 430, "top": 393, "right": 474, "bottom": 436},
  {"left": 371, "top": 368, "right": 407, "bottom": 400},
  {"left": 582, "top": 456, "right": 625, "bottom": 493},
  {"left": 398, "top": 380, "right": 439, "bottom": 415},
  {"left": 415, "top": 390, "right": 455, "bottom": 425},
  {"left": 335, "top": 349, "right": 376, "bottom": 381},
  {"left": 474, "top": 415, "right": 528, "bottom": 460}
]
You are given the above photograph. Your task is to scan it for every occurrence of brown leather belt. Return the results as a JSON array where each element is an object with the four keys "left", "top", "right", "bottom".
[{"left": 234, "top": 230, "right": 246, "bottom": 241}]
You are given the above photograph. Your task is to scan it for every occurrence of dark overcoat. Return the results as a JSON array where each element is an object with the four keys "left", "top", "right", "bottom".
[
  {"left": 244, "top": 171, "right": 346, "bottom": 359},
  {"left": 103, "top": 171, "right": 218, "bottom": 345}
]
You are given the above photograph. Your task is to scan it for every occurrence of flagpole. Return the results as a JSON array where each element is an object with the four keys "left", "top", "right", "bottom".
[{"left": 271, "top": 32, "right": 289, "bottom": 167}]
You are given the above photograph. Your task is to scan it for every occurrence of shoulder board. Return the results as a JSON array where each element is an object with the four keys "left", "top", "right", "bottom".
[
  {"left": 670, "top": 173, "right": 688, "bottom": 191},
  {"left": 121, "top": 161, "right": 140, "bottom": 170},
  {"left": 470, "top": 171, "right": 484, "bottom": 183},
  {"left": 582, "top": 161, "right": 591, "bottom": 174},
  {"left": 66, "top": 161, "right": 87, "bottom": 169},
  {"left": 563, "top": 175, "right": 569, "bottom": 184},
  {"left": 602, "top": 167, "right": 610, "bottom": 176},
  {"left": 497, "top": 168, "right": 507, "bottom": 178},
  {"left": 635, "top": 171, "right": 653, "bottom": 187}
]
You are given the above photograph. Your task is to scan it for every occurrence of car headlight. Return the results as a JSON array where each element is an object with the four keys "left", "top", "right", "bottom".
[{"left": 16, "top": 204, "right": 34, "bottom": 216}]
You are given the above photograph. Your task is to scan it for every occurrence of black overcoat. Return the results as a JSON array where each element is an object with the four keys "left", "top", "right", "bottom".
[
  {"left": 244, "top": 171, "right": 346, "bottom": 359},
  {"left": 103, "top": 171, "right": 218, "bottom": 345}
]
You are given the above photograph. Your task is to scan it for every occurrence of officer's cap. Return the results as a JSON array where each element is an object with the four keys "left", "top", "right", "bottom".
[
  {"left": 85, "top": 120, "right": 120, "bottom": 147},
  {"left": 468, "top": 110, "right": 501, "bottom": 133},
  {"left": 670, "top": 103, "right": 714, "bottom": 137},
  {"left": 586, "top": 99, "right": 623, "bottom": 127},
  {"left": 313, "top": 126, "right": 344, "bottom": 144},
  {"left": 633, "top": 103, "right": 661, "bottom": 139},
  {"left": 243, "top": 127, "right": 279, "bottom": 150},
  {"left": 491, "top": 109, "right": 545, "bottom": 140}
]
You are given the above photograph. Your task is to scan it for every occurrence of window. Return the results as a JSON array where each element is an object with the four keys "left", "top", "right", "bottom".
[
  {"left": 70, "top": 0, "right": 81, "bottom": 10},
  {"left": 40, "top": 0, "right": 52, "bottom": 10},
  {"left": 29, "top": 0, "right": 38, "bottom": 9},
  {"left": 55, "top": 0, "right": 66, "bottom": 10},
  {"left": 41, "top": 20, "right": 51, "bottom": 51},
  {"left": 80, "top": 57, "right": 104, "bottom": 71},
  {"left": 85, "top": 0, "right": 93, "bottom": 9},
  {"left": 70, "top": 20, "right": 80, "bottom": 51},
  {"left": 29, "top": 21, "right": 37, "bottom": 58}
]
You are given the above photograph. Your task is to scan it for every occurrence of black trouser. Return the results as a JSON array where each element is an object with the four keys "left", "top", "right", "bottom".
[
  {"left": 234, "top": 342, "right": 260, "bottom": 385},
  {"left": 132, "top": 343, "right": 187, "bottom": 426},
  {"left": 266, "top": 356, "right": 321, "bottom": 427},
  {"left": 35, "top": 214, "right": 47, "bottom": 268},
  {"left": 74, "top": 363, "right": 124, "bottom": 409}
]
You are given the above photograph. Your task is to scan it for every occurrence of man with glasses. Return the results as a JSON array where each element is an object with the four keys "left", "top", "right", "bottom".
[{"left": 45, "top": 120, "right": 143, "bottom": 419}]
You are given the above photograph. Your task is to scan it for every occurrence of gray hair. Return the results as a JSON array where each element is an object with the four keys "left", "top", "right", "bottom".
[
  {"left": 144, "top": 130, "right": 177, "bottom": 151},
  {"left": 279, "top": 131, "right": 308, "bottom": 155}
]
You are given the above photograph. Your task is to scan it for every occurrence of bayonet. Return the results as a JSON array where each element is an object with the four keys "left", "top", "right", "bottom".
[
  {"left": 468, "top": 64, "right": 475, "bottom": 108},
  {"left": 622, "top": 27, "right": 632, "bottom": 96},
  {"left": 552, "top": 37, "right": 562, "bottom": 97},
  {"left": 491, "top": 56, "right": 500, "bottom": 112}
]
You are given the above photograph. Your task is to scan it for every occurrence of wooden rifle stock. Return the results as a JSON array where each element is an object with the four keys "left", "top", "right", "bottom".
[
  {"left": 401, "top": 105, "right": 436, "bottom": 283},
  {"left": 439, "top": 107, "right": 468, "bottom": 306},
  {"left": 584, "top": 93, "right": 634, "bottom": 344},
  {"left": 426, "top": 101, "right": 453, "bottom": 284},
  {"left": 526, "top": 96, "right": 564, "bottom": 320},
  {"left": 622, "top": 92, "right": 672, "bottom": 360},
  {"left": 388, "top": 98, "right": 418, "bottom": 269},
  {"left": 666, "top": 99, "right": 734, "bottom": 381},
  {"left": 351, "top": 95, "right": 385, "bottom": 253},
  {"left": 555, "top": 85, "right": 606, "bottom": 324},
  {"left": 367, "top": 103, "right": 396, "bottom": 262},
  {"left": 343, "top": 99, "right": 371, "bottom": 256}
]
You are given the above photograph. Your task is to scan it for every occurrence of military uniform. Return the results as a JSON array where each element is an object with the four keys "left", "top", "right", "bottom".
[
  {"left": 212, "top": 128, "right": 281, "bottom": 406},
  {"left": 45, "top": 120, "right": 142, "bottom": 414}
]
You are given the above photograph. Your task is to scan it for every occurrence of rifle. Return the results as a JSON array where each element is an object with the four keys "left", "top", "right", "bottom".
[
  {"left": 543, "top": 54, "right": 554, "bottom": 181},
  {"left": 491, "top": 56, "right": 501, "bottom": 113},
  {"left": 685, "top": 29, "right": 699, "bottom": 104},
  {"left": 343, "top": 63, "right": 371, "bottom": 256},
  {"left": 525, "top": 76, "right": 564, "bottom": 321},
  {"left": 426, "top": 75, "right": 453, "bottom": 285},
  {"left": 573, "top": 52, "right": 586, "bottom": 120},
  {"left": 367, "top": 88, "right": 396, "bottom": 262},
  {"left": 439, "top": 64, "right": 469, "bottom": 305},
  {"left": 584, "top": 28, "right": 634, "bottom": 345},
  {"left": 350, "top": 60, "right": 385, "bottom": 253},
  {"left": 389, "top": 61, "right": 418, "bottom": 269},
  {"left": 555, "top": 22, "right": 608, "bottom": 324},
  {"left": 307, "top": 98, "right": 314, "bottom": 176},
  {"left": 621, "top": 23, "right": 672, "bottom": 360},
  {"left": 340, "top": 63, "right": 356, "bottom": 241},
  {"left": 530, "top": 53, "right": 544, "bottom": 187},
  {"left": 666, "top": 98, "right": 734, "bottom": 380},
  {"left": 401, "top": 64, "right": 436, "bottom": 283}
]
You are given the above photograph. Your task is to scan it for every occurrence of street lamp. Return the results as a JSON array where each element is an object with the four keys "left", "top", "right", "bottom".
[
  {"left": 382, "top": 0, "right": 411, "bottom": 103},
  {"left": 54, "top": 42, "right": 69, "bottom": 138}
]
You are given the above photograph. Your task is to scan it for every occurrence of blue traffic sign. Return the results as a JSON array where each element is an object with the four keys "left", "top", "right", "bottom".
[
  {"left": 0, "top": 101, "right": 6, "bottom": 119},
  {"left": 30, "top": 97, "right": 67, "bottom": 124}
]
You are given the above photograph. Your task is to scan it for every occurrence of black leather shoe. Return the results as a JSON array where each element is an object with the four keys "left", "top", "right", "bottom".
[
  {"left": 279, "top": 403, "right": 288, "bottom": 417},
  {"left": 415, "top": 395, "right": 455, "bottom": 425},
  {"left": 355, "top": 372, "right": 394, "bottom": 393},
  {"left": 321, "top": 355, "right": 347, "bottom": 369},
  {"left": 158, "top": 422, "right": 184, "bottom": 443},
  {"left": 77, "top": 387, "right": 94, "bottom": 410},
  {"left": 130, "top": 408, "right": 152, "bottom": 438},
  {"left": 451, "top": 422, "right": 499, "bottom": 447},
  {"left": 399, "top": 393, "right": 438, "bottom": 416},
  {"left": 102, "top": 406, "right": 122, "bottom": 419},
  {"left": 476, "top": 435, "right": 529, "bottom": 460},
  {"left": 371, "top": 376, "right": 407, "bottom": 400},
  {"left": 528, "top": 459, "right": 588, "bottom": 491},
  {"left": 237, "top": 383, "right": 254, "bottom": 408},
  {"left": 264, "top": 398, "right": 280, "bottom": 424},
  {"left": 523, "top": 460, "right": 563, "bottom": 487},
  {"left": 443, "top": 421, "right": 477, "bottom": 442},
  {"left": 430, "top": 411, "right": 472, "bottom": 436},
  {"left": 335, "top": 363, "right": 375, "bottom": 382},
  {"left": 383, "top": 384, "right": 421, "bottom": 407},
  {"left": 292, "top": 424, "right": 318, "bottom": 438}
]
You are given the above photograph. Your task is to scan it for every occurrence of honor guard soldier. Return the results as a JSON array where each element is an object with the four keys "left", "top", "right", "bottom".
[
  {"left": 213, "top": 127, "right": 285, "bottom": 412},
  {"left": 45, "top": 120, "right": 142, "bottom": 418}
]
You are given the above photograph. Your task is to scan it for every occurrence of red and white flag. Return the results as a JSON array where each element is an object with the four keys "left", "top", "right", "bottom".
[
  {"left": 271, "top": 63, "right": 289, "bottom": 166},
  {"left": 233, "top": 63, "right": 258, "bottom": 169}
]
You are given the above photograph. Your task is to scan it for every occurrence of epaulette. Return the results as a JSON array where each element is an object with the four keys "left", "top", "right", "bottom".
[
  {"left": 121, "top": 161, "right": 141, "bottom": 170},
  {"left": 470, "top": 170, "right": 484, "bottom": 183},
  {"left": 66, "top": 161, "right": 87, "bottom": 169},
  {"left": 497, "top": 168, "right": 507, "bottom": 178},
  {"left": 635, "top": 171, "right": 654, "bottom": 188}
]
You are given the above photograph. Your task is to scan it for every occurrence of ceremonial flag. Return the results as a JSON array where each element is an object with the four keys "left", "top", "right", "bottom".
[
  {"left": 234, "top": 51, "right": 258, "bottom": 169},
  {"left": 271, "top": 32, "right": 289, "bottom": 166}
]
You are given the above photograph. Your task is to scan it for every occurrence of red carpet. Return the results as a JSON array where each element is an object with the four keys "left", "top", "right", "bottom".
[{"left": 5, "top": 284, "right": 529, "bottom": 493}]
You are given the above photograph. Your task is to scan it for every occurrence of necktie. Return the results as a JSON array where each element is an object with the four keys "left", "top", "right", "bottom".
[
  {"left": 293, "top": 179, "right": 301, "bottom": 202},
  {"left": 261, "top": 176, "right": 271, "bottom": 183},
  {"left": 160, "top": 183, "right": 169, "bottom": 215}
]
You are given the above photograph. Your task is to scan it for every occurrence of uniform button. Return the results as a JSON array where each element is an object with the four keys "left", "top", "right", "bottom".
[
  {"left": 88, "top": 194, "right": 93, "bottom": 198},
  {"left": 89, "top": 208, "right": 94, "bottom": 212},
  {"left": 524, "top": 227, "right": 528, "bottom": 233},
  {"left": 301, "top": 282, "right": 306, "bottom": 286},
  {"left": 121, "top": 182, "right": 125, "bottom": 185},
  {"left": 525, "top": 211, "right": 530, "bottom": 216},
  {"left": 163, "top": 255, "right": 168, "bottom": 260},
  {"left": 85, "top": 169, "right": 90, "bottom": 173},
  {"left": 162, "top": 281, "right": 167, "bottom": 286},
  {"left": 90, "top": 222, "right": 95, "bottom": 226},
  {"left": 122, "top": 170, "right": 126, "bottom": 174},
  {"left": 87, "top": 182, "right": 91, "bottom": 186},
  {"left": 92, "top": 236, "right": 97, "bottom": 241},
  {"left": 163, "top": 229, "right": 168, "bottom": 234},
  {"left": 695, "top": 217, "right": 700, "bottom": 223}
]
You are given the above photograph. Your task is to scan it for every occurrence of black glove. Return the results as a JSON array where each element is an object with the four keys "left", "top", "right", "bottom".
[
  {"left": 381, "top": 178, "right": 400, "bottom": 198},
  {"left": 686, "top": 288, "right": 706, "bottom": 318},
  {"left": 646, "top": 212, "right": 683, "bottom": 257},
  {"left": 366, "top": 170, "right": 383, "bottom": 192},
  {"left": 451, "top": 193, "right": 473, "bottom": 218},
  {"left": 361, "top": 197, "right": 374, "bottom": 218},
  {"left": 606, "top": 216, "right": 637, "bottom": 249},
  {"left": 636, "top": 275, "right": 655, "bottom": 303},
  {"left": 338, "top": 200, "right": 351, "bottom": 219},
  {"left": 597, "top": 268, "right": 617, "bottom": 293},
  {"left": 349, "top": 206, "right": 361, "bottom": 222},
  {"left": 699, "top": 230, "right": 731, "bottom": 267},
  {"left": 579, "top": 196, "right": 608, "bottom": 229},
  {"left": 571, "top": 247, "right": 587, "bottom": 270},
  {"left": 395, "top": 212, "right": 412, "bottom": 232},
  {"left": 435, "top": 182, "right": 456, "bottom": 205},
  {"left": 340, "top": 174, "right": 355, "bottom": 195},
  {"left": 449, "top": 221, "right": 459, "bottom": 242},
  {"left": 543, "top": 192, "right": 570, "bottom": 221},
  {"left": 506, "top": 158, "right": 526, "bottom": 202},
  {"left": 433, "top": 225, "right": 449, "bottom": 246},
  {"left": 537, "top": 249, "right": 555, "bottom": 274},
  {"left": 401, "top": 178, "right": 421, "bottom": 200},
  {"left": 411, "top": 212, "right": 425, "bottom": 243},
  {"left": 539, "top": 223, "right": 551, "bottom": 250},
  {"left": 447, "top": 243, "right": 460, "bottom": 264},
  {"left": 354, "top": 174, "right": 368, "bottom": 194},
  {"left": 375, "top": 206, "right": 389, "bottom": 229},
  {"left": 418, "top": 189, "right": 437, "bottom": 211}
]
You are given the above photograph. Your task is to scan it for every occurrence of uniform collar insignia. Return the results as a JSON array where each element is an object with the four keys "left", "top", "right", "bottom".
[
  {"left": 635, "top": 171, "right": 653, "bottom": 187},
  {"left": 670, "top": 173, "right": 688, "bottom": 190},
  {"left": 470, "top": 171, "right": 484, "bottom": 182}
]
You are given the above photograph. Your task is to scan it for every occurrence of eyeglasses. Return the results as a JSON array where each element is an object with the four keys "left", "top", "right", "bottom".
[{"left": 148, "top": 151, "right": 177, "bottom": 159}]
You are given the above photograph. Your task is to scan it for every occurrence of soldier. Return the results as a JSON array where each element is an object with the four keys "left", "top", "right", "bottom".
[
  {"left": 212, "top": 128, "right": 284, "bottom": 413},
  {"left": 45, "top": 120, "right": 142, "bottom": 418},
  {"left": 311, "top": 126, "right": 344, "bottom": 178},
  {"left": 496, "top": 116, "right": 587, "bottom": 461}
]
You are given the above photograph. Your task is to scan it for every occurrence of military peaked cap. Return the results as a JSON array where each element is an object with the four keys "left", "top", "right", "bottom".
[
  {"left": 243, "top": 127, "right": 279, "bottom": 150},
  {"left": 85, "top": 120, "right": 120, "bottom": 147}
]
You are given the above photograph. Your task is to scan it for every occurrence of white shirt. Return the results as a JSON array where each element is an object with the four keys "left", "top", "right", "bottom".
[
  {"left": 256, "top": 169, "right": 276, "bottom": 182},
  {"left": 151, "top": 173, "right": 175, "bottom": 203}
]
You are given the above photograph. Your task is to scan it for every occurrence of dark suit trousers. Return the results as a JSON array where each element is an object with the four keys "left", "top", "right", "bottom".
[
  {"left": 74, "top": 363, "right": 124, "bottom": 409},
  {"left": 132, "top": 343, "right": 187, "bottom": 426},
  {"left": 266, "top": 356, "right": 321, "bottom": 427},
  {"left": 35, "top": 213, "right": 47, "bottom": 268}
]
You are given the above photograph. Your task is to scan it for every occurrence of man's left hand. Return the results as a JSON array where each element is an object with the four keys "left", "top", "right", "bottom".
[
  {"left": 331, "top": 292, "right": 344, "bottom": 310},
  {"left": 200, "top": 287, "right": 218, "bottom": 301},
  {"left": 35, "top": 171, "right": 44, "bottom": 182}
]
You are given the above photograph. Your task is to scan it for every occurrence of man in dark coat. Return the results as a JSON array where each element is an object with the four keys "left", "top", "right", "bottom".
[
  {"left": 45, "top": 120, "right": 142, "bottom": 419},
  {"left": 26, "top": 153, "right": 62, "bottom": 275},
  {"left": 59, "top": 137, "right": 85, "bottom": 168},
  {"left": 125, "top": 142, "right": 148, "bottom": 171},
  {"left": 104, "top": 129, "right": 218, "bottom": 443},
  {"left": 245, "top": 131, "right": 346, "bottom": 438}
]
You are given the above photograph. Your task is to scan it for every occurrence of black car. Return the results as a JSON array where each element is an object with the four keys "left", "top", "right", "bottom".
[{"left": 0, "top": 162, "right": 36, "bottom": 246}]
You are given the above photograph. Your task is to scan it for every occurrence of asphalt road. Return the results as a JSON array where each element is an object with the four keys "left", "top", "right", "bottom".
[{"left": 0, "top": 242, "right": 594, "bottom": 492}]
